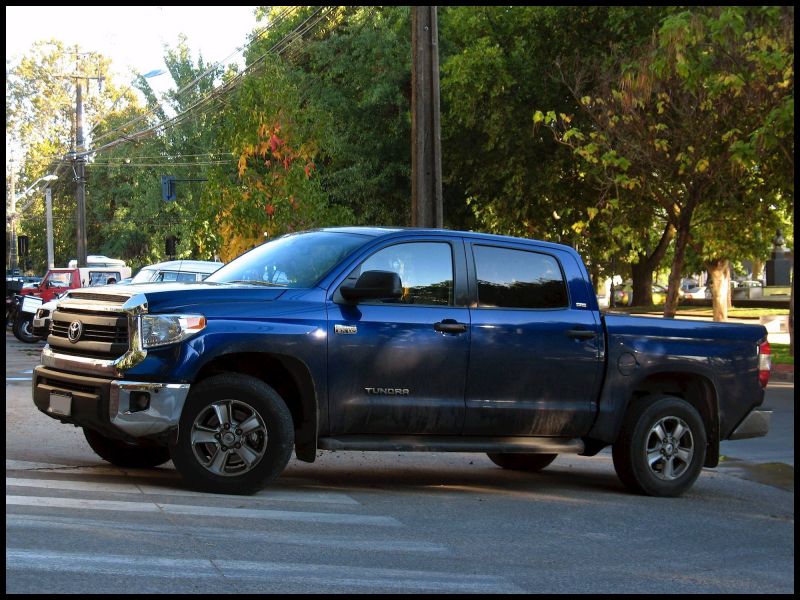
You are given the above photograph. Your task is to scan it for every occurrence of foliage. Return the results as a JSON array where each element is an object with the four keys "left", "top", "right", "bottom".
[{"left": 539, "top": 6, "right": 794, "bottom": 319}]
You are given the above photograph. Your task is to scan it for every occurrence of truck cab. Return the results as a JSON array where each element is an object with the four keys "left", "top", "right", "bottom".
[{"left": 22, "top": 255, "right": 131, "bottom": 302}]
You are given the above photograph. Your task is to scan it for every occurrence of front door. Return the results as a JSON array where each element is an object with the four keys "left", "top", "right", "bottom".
[{"left": 327, "top": 239, "right": 470, "bottom": 435}]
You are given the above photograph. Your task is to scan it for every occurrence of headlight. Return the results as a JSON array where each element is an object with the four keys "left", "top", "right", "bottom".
[
  {"left": 35, "top": 308, "right": 50, "bottom": 320},
  {"left": 140, "top": 314, "right": 206, "bottom": 349}
]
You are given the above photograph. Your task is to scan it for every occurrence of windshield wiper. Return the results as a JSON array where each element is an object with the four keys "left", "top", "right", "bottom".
[{"left": 225, "top": 280, "right": 288, "bottom": 287}]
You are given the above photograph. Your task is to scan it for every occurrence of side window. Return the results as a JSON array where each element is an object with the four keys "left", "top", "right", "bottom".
[
  {"left": 347, "top": 242, "right": 454, "bottom": 306},
  {"left": 157, "top": 271, "right": 180, "bottom": 282},
  {"left": 473, "top": 245, "right": 568, "bottom": 309},
  {"left": 88, "top": 271, "right": 121, "bottom": 286},
  {"left": 176, "top": 272, "right": 197, "bottom": 282}
]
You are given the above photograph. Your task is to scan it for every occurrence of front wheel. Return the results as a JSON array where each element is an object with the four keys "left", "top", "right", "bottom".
[
  {"left": 169, "top": 374, "right": 295, "bottom": 495},
  {"left": 612, "top": 395, "right": 706, "bottom": 497},
  {"left": 486, "top": 453, "right": 557, "bottom": 472},
  {"left": 83, "top": 428, "right": 172, "bottom": 468},
  {"left": 12, "top": 314, "right": 41, "bottom": 343}
]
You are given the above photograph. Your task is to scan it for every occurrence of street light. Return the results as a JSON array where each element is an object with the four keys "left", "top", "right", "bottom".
[{"left": 8, "top": 174, "right": 58, "bottom": 275}]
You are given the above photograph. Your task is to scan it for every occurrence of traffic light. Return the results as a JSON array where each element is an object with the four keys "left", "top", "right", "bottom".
[{"left": 161, "top": 175, "right": 176, "bottom": 202}]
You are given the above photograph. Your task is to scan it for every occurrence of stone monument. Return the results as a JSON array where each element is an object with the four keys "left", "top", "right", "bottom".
[{"left": 765, "top": 228, "right": 792, "bottom": 286}]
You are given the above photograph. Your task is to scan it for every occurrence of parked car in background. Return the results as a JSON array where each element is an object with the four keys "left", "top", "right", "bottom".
[
  {"left": 682, "top": 286, "right": 707, "bottom": 301},
  {"left": 124, "top": 260, "right": 223, "bottom": 285},
  {"left": 612, "top": 284, "right": 667, "bottom": 306},
  {"left": 737, "top": 280, "right": 764, "bottom": 288}
]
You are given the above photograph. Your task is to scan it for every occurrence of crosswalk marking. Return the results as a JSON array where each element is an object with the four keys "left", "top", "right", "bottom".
[
  {"left": 7, "top": 514, "right": 449, "bottom": 553},
  {"left": 6, "top": 476, "right": 360, "bottom": 505},
  {"left": 6, "top": 549, "right": 523, "bottom": 593},
  {"left": 6, "top": 495, "right": 400, "bottom": 526}
]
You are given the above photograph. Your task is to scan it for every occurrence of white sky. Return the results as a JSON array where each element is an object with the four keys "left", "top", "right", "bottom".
[{"left": 6, "top": 6, "right": 260, "bottom": 95}]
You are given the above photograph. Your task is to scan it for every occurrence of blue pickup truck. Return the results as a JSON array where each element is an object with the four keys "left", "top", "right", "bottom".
[{"left": 33, "top": 228, "right": 772, "bottom": 497}]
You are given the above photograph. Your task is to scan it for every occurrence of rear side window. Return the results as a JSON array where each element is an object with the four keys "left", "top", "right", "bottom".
[{"left": 473, "top": 245, "right": 568, "bottom": 309}]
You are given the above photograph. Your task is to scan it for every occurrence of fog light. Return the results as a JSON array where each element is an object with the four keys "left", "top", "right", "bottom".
[{"left": 129, "top": 391, "right": 150, "bottom": 412}]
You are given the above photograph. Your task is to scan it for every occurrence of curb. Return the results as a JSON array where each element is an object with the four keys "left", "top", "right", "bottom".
[{"left": 771, "top": 364, "right": 794, "bottom": 383}]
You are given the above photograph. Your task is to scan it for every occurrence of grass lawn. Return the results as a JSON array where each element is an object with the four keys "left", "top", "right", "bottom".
[{"left": 771, "top": 343, "right": 794, "bottom": 366}]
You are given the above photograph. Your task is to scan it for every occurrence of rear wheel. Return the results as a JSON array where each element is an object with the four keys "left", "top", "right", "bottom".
[
  {"left": 612, "top": 395, "right": 706, "bottom": 497},
  {"left": 83, "top": 428, "right": 171, "bottom": 468},
  {"left": 169, "top": 374, "right": 294, "bottom": 495},
  {"left": 486, "top": 453, "right": 557, "bottom": 472}
]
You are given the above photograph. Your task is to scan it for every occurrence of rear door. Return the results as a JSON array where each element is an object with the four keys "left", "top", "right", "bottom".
[
  {"left": 463, "top": 242, "right": 603, "bottom": 436},
  {"left": 327, "top": 237, "right": 470, "bottom": 435}
]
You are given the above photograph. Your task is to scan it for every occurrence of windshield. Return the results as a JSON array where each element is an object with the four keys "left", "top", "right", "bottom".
[
  {"left": 205, "top": 231, "right": 369, "bottom": 288},
  {"left": 131, "top": 268, "right": 158, "bottom": 284}
]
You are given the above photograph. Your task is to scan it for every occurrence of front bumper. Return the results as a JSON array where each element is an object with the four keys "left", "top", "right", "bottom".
[
  {"left": 727, "top": 409, "right": 772, "bottom": 440},
  {"left": 32, "top": 365, "right": 190, "bottom": 440}
]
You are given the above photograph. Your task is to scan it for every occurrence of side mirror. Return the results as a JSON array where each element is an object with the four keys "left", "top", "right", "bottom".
[{"left": 340, "top": 270, "right": 402, "bottom": 302}]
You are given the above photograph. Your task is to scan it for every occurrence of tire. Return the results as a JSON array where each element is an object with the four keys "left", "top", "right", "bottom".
[
  {"left": 13, "top": 314, "right": 41, "bottom": 343},
  {"left": 486, "top": 453, "right": 557, "bottom": 472},
  {"left": 83, "top": 428, "right": 172, "bottom": 468},
  {"left": 169, "top": 374, "right": 294, "bottom": 495},
  {"left": 612, "top": 395, "right": 706, "bottom": 497}
]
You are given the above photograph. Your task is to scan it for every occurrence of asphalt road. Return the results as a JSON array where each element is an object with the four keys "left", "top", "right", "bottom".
[{"left": 5, "top": 332, "right": 794, "bottom": 593}]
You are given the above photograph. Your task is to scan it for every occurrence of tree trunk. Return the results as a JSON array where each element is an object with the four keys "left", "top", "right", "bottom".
[
  {"left": 752, "top": 259, "right": 764, "bottom": 283},
  {"left": 790, "top": 268, "right": 794, "bottom": 357},
  {"left": 630, "top": 260, "right": 653, "bottom": 306},
  {"left": 630, "top": 222, "right": 675, "bottom": 307},
  {"left": 663, "top": 222, "right": 690, "bottom": 319},
  {"left": 707, "top": 258, "right": 730, "bottom": 322}
]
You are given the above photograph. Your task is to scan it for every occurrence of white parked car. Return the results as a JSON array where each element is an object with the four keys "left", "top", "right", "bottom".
[
  {"left": 125, "top": 260, "right": 223, "bottom": 284},
  {"left": 681, "top": 286, "right": 707, "bottom": 300}
]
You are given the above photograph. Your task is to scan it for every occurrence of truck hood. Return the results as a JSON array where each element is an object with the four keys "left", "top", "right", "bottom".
[{"left": 61, "top": 281, "right": 288, "bottom": 314}]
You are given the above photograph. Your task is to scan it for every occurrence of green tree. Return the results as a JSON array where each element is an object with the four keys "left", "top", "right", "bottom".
[{"left": 540, "top": 6, "right": 793, "bottom": 320}]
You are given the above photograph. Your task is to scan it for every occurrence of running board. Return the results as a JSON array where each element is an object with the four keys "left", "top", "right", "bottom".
[{"left": 317, "top": 435, "right": 584, "bottom": 454}]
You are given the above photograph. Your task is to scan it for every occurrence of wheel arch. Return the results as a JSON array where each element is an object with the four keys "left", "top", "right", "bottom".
[
  {"left": 193, "top": 352, "right": 318, "bottom": 462},
  {"left": 625, "top": 372, "right": 720, "bottom": 468}
]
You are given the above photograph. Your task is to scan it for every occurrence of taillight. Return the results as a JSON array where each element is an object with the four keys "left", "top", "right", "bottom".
[{"left": 758, "top": 340, "right": 771, "bottom": 388}]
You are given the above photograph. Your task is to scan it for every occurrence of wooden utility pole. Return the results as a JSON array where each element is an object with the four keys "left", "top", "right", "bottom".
[
  {"left": 411, "top": 6, "right": 443, "bottom": 228},
  {"left": 74, "top": 78, "right": 88, "bottom": 268}
]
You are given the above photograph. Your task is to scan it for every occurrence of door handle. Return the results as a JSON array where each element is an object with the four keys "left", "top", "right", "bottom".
[
  {"left": 566, "top": 329, "right": 596, "bottom": 340},
  {"left": 434, "top": 320, "right": 468, "bottom": 334}
]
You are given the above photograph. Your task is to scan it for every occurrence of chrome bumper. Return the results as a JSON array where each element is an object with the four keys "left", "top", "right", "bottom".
[
  {"left": 728, "top": 409, "right": 772, "bottom": 440},
  {"left": 110, "top": 380, "right": 191, "bottom": 437}
]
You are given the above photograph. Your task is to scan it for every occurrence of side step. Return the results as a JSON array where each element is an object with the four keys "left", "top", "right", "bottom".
[{"left": 318, "top": 435, "right": 584, "bottom": 454}]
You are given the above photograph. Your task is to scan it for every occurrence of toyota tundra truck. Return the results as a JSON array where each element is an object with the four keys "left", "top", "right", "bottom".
[{"left": 32, "top": 228, "right": 772, "bottom": 497}]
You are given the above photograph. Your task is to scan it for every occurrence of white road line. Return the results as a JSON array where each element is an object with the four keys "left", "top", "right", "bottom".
[
  {"left": 7, "top": 514, "right": 449, "bottom": 554},
  {"left": 6, "top": 496, "right": 399, "bottom": 526},
  {"left": 6, "top": 549, "right": 522, "bottom": 593},
  {"left": 6, "top": 477, "right": 360, "bottom": 505}
]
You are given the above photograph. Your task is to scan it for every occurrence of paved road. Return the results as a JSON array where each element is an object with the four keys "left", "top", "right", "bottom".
[{"left": 5, "top": 332, "right": 794, "bottom": 593}]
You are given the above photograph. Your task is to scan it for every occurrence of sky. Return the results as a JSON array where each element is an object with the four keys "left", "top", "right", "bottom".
[{"left": 6, "top": 6, "right": 261, "bottom": 96}]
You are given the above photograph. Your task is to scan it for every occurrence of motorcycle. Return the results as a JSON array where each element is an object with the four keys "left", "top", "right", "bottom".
[{"left": 11, "top": 293, "right": 45, "bottom": 343}]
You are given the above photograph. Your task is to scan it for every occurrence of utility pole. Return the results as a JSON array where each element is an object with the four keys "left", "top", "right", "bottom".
[
  {"left": 74, "top": 78, "right": 88, "bottom": 268},
  {"left": 8, "top": 159, "right": 17, "bottom": 274},
  {"left": 45, "top": 187, "right": 54, "bottom": 269},
  {"left": 65, "top": 49, "right": 103, "bottom": 269},
  {"left": 411, "top": 6, "right": 443, "bottom": 228}
]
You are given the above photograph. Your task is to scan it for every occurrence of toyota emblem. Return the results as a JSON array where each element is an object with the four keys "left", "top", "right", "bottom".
[{"left": 67, "top": 320, "right": 84, "bottom": 343}]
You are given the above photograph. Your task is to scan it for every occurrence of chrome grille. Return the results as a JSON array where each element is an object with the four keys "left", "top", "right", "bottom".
[{"left": 49, "top": 307, "right": 129, "bottom": 360}]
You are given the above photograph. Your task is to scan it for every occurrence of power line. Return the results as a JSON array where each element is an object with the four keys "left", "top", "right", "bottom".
[
  {"left": 88, "top": 6, "right": 301, "bottom": 148},
  {"left": 80, "top": 7, "right": 334, "bottom": 159}
]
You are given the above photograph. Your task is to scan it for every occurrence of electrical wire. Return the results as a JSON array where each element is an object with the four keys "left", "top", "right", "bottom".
[
  {"left": 80, "top": 7, "right": 334, "bottom": 158},
  {"left": 88, "top": 6, "right": 301, "bottom": 148}
]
